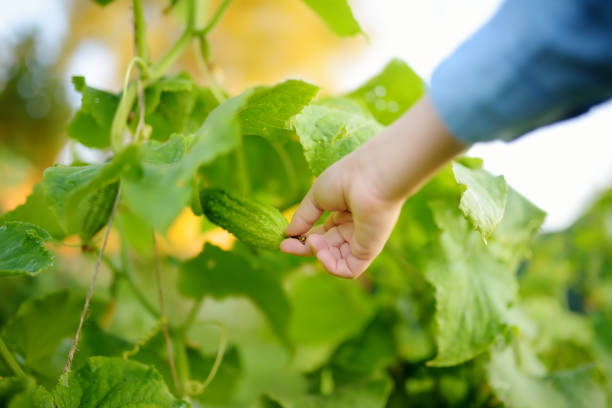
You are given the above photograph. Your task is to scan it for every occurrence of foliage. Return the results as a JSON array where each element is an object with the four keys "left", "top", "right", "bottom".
[{"left": 0, "top": 0, "right": 610, "bottom": 407}]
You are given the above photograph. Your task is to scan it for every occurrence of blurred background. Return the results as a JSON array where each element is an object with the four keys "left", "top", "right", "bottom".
[{"left": 1, "top": 0, "right": 611, "bottom": 231}]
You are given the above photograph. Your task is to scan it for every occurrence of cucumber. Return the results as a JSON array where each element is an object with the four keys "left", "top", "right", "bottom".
[{"left": 200, "top": 188, "right": 288, "bottom": 250}]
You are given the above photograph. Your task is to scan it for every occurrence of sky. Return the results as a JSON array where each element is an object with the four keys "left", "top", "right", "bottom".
[{"left": 1, "top": 0, "right": 611, "bottom": 231}]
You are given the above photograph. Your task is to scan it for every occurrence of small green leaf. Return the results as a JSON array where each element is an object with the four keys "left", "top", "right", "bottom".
[
  {"left": 488, "top": 345, "right": 606, "bottom": 408},
  {"left": 300, "top": 0, "right": 363, "bottom": 37},
  {"left": 239, "top": 80, "right": 319, "bottom": 143},
  {"left": 178, "top": 244, "right": 291, "bottom": 344},
  {"left": 425, "top": 203, "right": 516, "bottom": 366},
  {"left": 0, "top": 222, "right": 54, "bottom": 277},
  {"left": 452, "top": 162, "right": 508, "bottom": 240},
  {"left": 347, "top": 59, "right": 425, "bottom": 125},
  {"left": 67, "top": 76, "right": 119, "bottom": 149},
  {"left": 293, "top": 98, "right": 383, "bottom": 175},
  {"left": 53, "top": 357, "right": 188, "bottom": 407},
  {"left": 142, "top": 74, "right": 218, "bottom": 142}
]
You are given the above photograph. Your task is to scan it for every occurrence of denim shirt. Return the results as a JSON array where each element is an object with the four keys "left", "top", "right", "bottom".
[{"left": 429, "top": 0, "right": 612, "bottom": 145}]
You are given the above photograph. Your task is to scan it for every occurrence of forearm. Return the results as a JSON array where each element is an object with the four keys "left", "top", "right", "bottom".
[{"left": 354, "top": 96, "right": 465, "bottom": 203}]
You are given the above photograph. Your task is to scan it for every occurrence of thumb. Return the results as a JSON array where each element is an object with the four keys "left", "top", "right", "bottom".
[{"left": 285, "top": 189, "right": 323, "bottom": 236}]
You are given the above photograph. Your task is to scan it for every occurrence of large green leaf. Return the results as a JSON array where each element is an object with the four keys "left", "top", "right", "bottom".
[
  {"left": 54, "top": 357, "right": 188, "bottom": 407},
  {"left": 293, "top": 98, "right": 382, "bottom": 175},
  {"left": 178, "top": 243, "right": 291, "bottom": 344},
  {"left": 347, "top": 59, "right": 425, "bottom": 125},
  {"left": 452, "top": 161, "right": 508, "bottom": 240},
  {"left": 269, "top": 378, "right": 391, "bottom": 408},
  {"left": 425, "top": 203, "right": 516, "bottom": 366},
  {"left": 300, "top": 0, "right": 363, "bottom": 37},
  {"left": 67, "top": 76, "right": 119, "bottom": 149},
  {"left": 122, "top": 90, "right": 252, "bottom": 231},
  {"left": 0, "top": 222, "right": 54, "bottom": 277},
  {"left": 239, "top": 80, "right": 319, "bottom": 143},
  {"left": 488, "top": 345, "right": 606, "bottom": 408}
]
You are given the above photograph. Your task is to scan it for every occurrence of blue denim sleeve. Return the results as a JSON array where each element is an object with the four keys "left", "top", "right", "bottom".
[{"left": 429, "top": 0, "right": 612, "bottom": 145}]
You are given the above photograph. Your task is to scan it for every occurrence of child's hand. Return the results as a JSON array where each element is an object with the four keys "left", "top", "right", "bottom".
[
  {"left": 281, "top": 96, "right": 464, "bottom": 278},
  {"left": 280, "top": 151, "right": 404, "bottom": 278}
]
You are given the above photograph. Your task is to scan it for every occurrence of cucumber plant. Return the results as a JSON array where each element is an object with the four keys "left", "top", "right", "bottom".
[{"left": 0, "top": 0, "right": 609, "bottom": 407}]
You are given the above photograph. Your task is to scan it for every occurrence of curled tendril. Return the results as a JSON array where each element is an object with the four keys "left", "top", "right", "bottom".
[
  {"left": 122, "top": 317, "right": 167, "bottom": 360},
  {"left": 186, "top": 321, "right": 228, "bottom": 396}
]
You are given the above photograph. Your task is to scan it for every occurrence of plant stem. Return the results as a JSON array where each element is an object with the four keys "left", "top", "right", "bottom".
[
  {"left": 150, "top": 29, "right": 194, "bottom": 79},
  {"left": 64, "top": 183, "right": 123, "bottom": 374},
  {"left": 0, "top": 335, "right": 24, "bottom": 377},
  {"left": 179, "top": 297, "right": 204, "bottom": 334},
  {"left": 153, "top": 233, "right": 182, "bottom": 396},
  {"left": 132, "top": 0, "right": 149, "bottom": 62},
  {"left": 200, "top": 0, "right": 233, "bottom": 35},
  {"left": 234, "top": 143, "right": 251, "bottom": 195}
]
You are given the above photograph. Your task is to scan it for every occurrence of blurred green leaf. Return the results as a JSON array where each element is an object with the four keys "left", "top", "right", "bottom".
[
  {"left": 488, "top": 345, "right": 606, "bottom": 408},
  {"left": 54, "top": 357, "right": 188, "bottom": 407},
  {"left": 239, "top": 80, "right": 319, "bottom": 143},
  {"left": 67, "top": 76, "right": 119, "bottom": 149},
  {"left": 0, "top": 222, "right": 54, "bottom": 277},
  {"left": 300, "top": 0, "right": 363, "bottom": 37},
  {"left": 269, "top": 377, "right": 391, "bottom": 408},
  {"left": 178, "top": 244, "right": 291, "bottom": 344},
  {"left": 293, "top": 98, "right": 382, "bottom": 175},
  {"left": 347, "top": 59, "right": 425, "bottom": 125}
]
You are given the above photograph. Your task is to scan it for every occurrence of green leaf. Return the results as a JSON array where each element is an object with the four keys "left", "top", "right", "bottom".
[
  {"left": 287, "top": 271, "right": 374, "bottom": 370},
  {"left": 143, "top": 74, "right": 219, "bottom": 141},
  {"left": 293, "top": 98, "right": 383, "bottom": 175},
  {"left": 488, "top": 187, "right": 546, "bottom": 268},
  {"left": 122, "top": 90, "right": 252, "bottom": 231},
  {"left": 239, "top": 80, "right": 319, "bottom": 143},
  {"left": 42, "top": 147, "right": 137, "bottom": 240},
  {"left": 0, "top": 183, "right": 66, "bottom": 239},
  {"left": 269, "top": 378, "right": 391, "bottom": 408},
  {"left": 178, "top": 243, "right": 291, "bottom": 344},
  {"left": 425, "top": 203, "right": 516, "bottom": 366},
  {"left": 0, "top": 222, "right": 54, "bottom": 277},
  {"left": 300, "top": 0, "right": 363, "bottom": 37},
  {"left": 347, "top": 59, "right": 425, "bottom": 125},
  {"left": 488, "top": 346, "right": 606, "bottom": 408},
  {"left": 452, "top": 162, "right": 508, "bottom": 240},
  {"left": 67, "top": 76, "right": 119, "bottom": 149},
  {"left": 8, "top": 384, "right": 53, "bottom": 408},
  {"left": 53, "top": 357, "right": 188, "bottom": 407},
  {"left": 329, "top": 310, "right": 396, "bottom": 376},
  {"left": 1, "top": 291, "right": 81, "bottom": 377}
]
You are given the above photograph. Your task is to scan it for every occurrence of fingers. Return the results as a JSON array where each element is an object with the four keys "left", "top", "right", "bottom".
[
  {"left": 306, "top": 228, "right": 370, "bottom": 279},
  {"left": 285, "top": 190, "right": 323, "bottom": 236}
]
